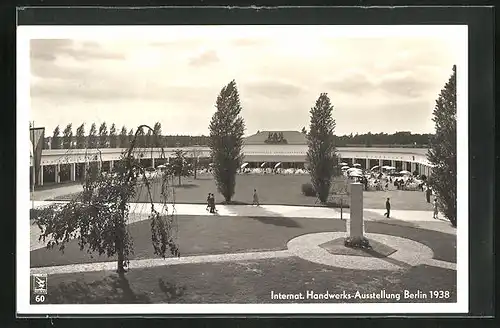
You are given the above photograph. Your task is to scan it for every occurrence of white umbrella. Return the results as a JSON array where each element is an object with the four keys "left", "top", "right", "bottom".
[
  {"left": 241, "top": 162, "right": 249, "bottom": 169},
  {"left": 387, "top": 166, "right": 396, "bottom": 170},
  {"left": 340, "top": 162, "right": 348, "bottom": 166},
  {"left": 370, "top": 165, "right": 380, "bottom": 170},
  {"left": 260, "top": 162, "right": 267, "bottom": 168},
  {"left": 274, "top": 162, "right": 282, "bottom": 169},
  {"left": 349, "top": 171, "right": 363, "bottom": 177},
  {"left": 353, "top": 163, "right": 361, "bottom": 167},
  {"left": 347, "top": 167, "right": 362, "bottom": 172},
  {"left": 157, "top": 164, "right": 166, "bottom": 169},
  {"left": 341, "top": 166, "right": 350, "bottom": 170},
  {"left": 400, "top": 170, "right": 411, "bottom": 175}
]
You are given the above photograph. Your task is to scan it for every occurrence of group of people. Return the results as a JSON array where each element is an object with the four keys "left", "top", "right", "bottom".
[
  {"left": 383, "top": 195, "right": 440, "bottom": 220},
  {"left": 206, "top": 189, "right": 260, "bottom": 214}
]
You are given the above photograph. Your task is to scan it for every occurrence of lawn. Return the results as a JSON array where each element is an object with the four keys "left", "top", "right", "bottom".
[
  {"left": 31, "top": 258, "right": 456, "bottom": 304},
  {"left": 31, "top": 214, "right": 456, "bottom": 268},
  {"left": 51, "top": 174, "right": 434, "bottom": 211}
]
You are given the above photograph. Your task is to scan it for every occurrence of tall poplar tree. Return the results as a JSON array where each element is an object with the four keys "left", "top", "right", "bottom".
[
  {"left": 306, "top": 93, "right": 338, "bottom": 203},
  {"left": 51, "top": 125, "right": 61, "bottom": 149},
  {"left": 427, "top": 65, "right": 457, "bottom": 227},
  {"left": 109, "top": 123, "right": 118, "bottom": 148},
  {"left": 98, "top": 122, "right": 108, "bottom": 148},
  {"left": 88, "top": 123, "right": 98, "bottom": 148},
  {"left": 76, "top": 123, "right": 86, "bottom": 149},
  {"left": 62, "top": 123, "right": 73, "bottom": 149},
  {"left": 208, "top": 80, "right": 245, "bottom": 202},
  {"left": 119, "top": 126, "right": 128, "bottom": 148}
]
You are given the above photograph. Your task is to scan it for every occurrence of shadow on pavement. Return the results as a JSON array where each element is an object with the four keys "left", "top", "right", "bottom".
[{"left": 248, "top": 216, "right": 302, "bottom": 228}]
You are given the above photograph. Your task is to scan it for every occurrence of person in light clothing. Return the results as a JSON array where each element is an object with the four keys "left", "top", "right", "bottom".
[
  {"left": 433, "top": 198, "right": 439, "bottom": 219},
  {"left": 252, "top": 189, "right": 260, "bottom": 206}
]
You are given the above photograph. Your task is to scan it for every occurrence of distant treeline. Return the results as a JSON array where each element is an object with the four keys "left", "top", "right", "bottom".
[{"left": 41, "top": 122, "right": 433, "bottom": 149}]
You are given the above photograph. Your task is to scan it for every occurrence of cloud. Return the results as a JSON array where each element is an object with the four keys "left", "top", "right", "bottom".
[
  {"left": 243, "top": 80, "right": 305, "bottom": 99},
  {"left": 324, "top": 70, "right": 435, "bottom": 99},
  {"left": 188, "top": 50, "right": 219, "bottom": 67},
  {"left": 30, "top": 39, "right": 126, "bottom": 62}
]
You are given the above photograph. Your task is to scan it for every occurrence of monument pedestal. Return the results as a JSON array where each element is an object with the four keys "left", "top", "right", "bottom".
[{"left": 344, "top": 182, "right": 371, "bottom": 248}]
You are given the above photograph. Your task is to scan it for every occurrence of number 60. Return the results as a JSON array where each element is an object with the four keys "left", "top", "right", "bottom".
[{"left": 35, "top": 295, "right": 45, "bottom": 303}]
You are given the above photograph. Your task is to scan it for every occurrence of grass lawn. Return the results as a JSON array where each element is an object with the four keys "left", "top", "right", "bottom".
[
  {"left": 51, "top": 174, "right": 434, "bottom": 211},
  {"left": 31, "top": 215, "right": 456, "bottom": 268},
  {"left": 31, "top": 257, "right": 456, "bottom": 304}
]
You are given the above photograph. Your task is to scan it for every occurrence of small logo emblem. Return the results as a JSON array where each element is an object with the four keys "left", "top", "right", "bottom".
[{"left": 32, "top": 274, "right": 47, "bottom": 295}]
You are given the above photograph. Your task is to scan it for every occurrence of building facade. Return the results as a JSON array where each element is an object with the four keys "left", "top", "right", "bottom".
[{"left": 31, "top": 131, "right": 434, "bottom": 186}]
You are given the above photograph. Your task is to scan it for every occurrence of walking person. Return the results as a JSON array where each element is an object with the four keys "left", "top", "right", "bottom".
[
  {"left": 384, "top": 197, "right": 391, "bottom": 218},
  {"left": 210, "top": 193, "right": 217, "bottom": 213},
  {"left": 206, "top": 193, "right": 211, "bottom": 212},
  {"left": 425, "top": 186, "right": 432, "bottom": 203},
  {"left": 252, "top": 189, "right": 260, "bottom": 206},
  {"left": 433, "top": 198, "right": 439, "bottom": 219}
]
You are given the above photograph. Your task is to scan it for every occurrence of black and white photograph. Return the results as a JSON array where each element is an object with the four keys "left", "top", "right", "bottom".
[{"left": 17, "top": 23, "right": 468, "bottom": 314}]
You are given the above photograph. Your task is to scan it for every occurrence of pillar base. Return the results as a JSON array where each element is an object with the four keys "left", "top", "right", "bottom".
[{"left": 344, "top": 236, "right": 371, "bottom": 249}]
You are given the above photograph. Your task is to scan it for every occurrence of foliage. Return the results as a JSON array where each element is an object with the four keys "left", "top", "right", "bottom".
[
  {"left": 76, "top": 123, "right": 86, "bottom": 149},
  {"left": 344, "top": 236, "right": 371, "bottom": 249},
  {"left": 301, "top": 127, "right": 307, "bottom": 134},
  {"left": 32, "top": 125, "right": 180, "bottom": 273},
  {"left": 146, "top": 129, "right": 153, "bottom": 148},
  {"left": 109, "top": 123, "right": 118, "bottom": 148},
  {"left": 88, "top": 123, "right": 98, "bottom": 149},
  {"left": 119, "top": 126, "right": 128, "bottom": 148},
  {"left": 166, "top": 149, "right": 193, "bottom": 185},
  {"left": 128, "top": 129, "right": 134, "bottom": 146},
  {"left": 208, "top": 80, "right": 245, "bottom": 202},
  {"left": 301, "top": 183, "right": 316, "bottom": 197},
  {"left": 98, "top": 122, "right": 108, "bottom": 148},
  {"left": 136, "top": 127, "right": 146, "bottom": 148},
  {"left": 427, "top": 65, "right": 457, "bottom": 227},
  {"left": 153, "top": 122, "right": 163, "bottom": 147},
  {"left": 62, "top": 123, "right": 73, "bottom": 149},
  {"left": 51, "top": 125, "right": 61, "bottom": 149},
  {"left": 306, "top": 93, "right": 338, "bottom": 203}
]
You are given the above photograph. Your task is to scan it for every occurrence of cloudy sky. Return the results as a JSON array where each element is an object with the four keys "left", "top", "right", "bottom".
[{"left": 27, "top": 26, "right": 463, "bottom": 136}]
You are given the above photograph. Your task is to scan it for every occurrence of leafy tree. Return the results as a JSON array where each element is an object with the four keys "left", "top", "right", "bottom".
[
  {"left": 109, "top": 123, "right": 118, "bottom": 148},
  {"left": 153, "top": 122, "right": 162, "bottom": 147},
  {"left": 32, "top": 125, "right": 180, "bottom": 274},
  {"left": 119, "top": 126, "right": 128, "bottom": 148},
  {"left": 51, "top": 126, "right": 61, "bottom": 149},
  {"left": 306, "top": 93, "right": 338, "bottom": 203},
  {"left": 88, "top": 123, "right": 98, "bottom": 148},
  {"left": 128, "top": 128, "right": 134, "bottom": 146},
  {"left": 301, "top": 126, "right": 307, "bottom": 134},
  {"left": 427, "top": 65, "right": 457, "bottom": 227},
  {"left": 146, "top": 129, "right": 153, "bottom": 148},
  {"left": 136, "top": 127, "right": 146, "bottom": 148},
  {"left": 62, "top": 123, "right": 73, "bottom": 149},
  {"left": 98, "top": 122, "right": 108, "bottom": 148},
  {"left": 166, "top": 149, "right": 193, "bottom": 185},
  {"left": 76, "top": 123, "right": 86, "bottom": 149},
  {"left": 208, "top": 80, "right": 245, "bottom": 202}
]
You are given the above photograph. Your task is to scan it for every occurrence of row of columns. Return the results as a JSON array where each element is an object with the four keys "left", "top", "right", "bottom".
[{"left": 35, "top": 160, "right": 116, "bottom": 186}]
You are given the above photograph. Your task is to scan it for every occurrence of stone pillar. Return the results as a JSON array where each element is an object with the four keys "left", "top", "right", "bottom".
[
  {"left": 348, "top": 182, "right": 365, "bottom": 243},
  {"left": 70, "top": 163, "right": 76, "bottom": 181},
  {"left": 109, "top": 160, "right": 114, "bottom": 172},
  {"left": 38, "top": 165, "right": 44, "bottom": 186},
  {"left": 365, "top": 158, "right": 370, "bottom": 170},
  {"left": 351, "top": 158, "right": 356, "bottom": 165},
  {"left": 378, "top": 159, "right": 383, "bottom": 168},
  {"left": 152, "top": 157, "right": 155, "bottom": 168},
  {"left": 84, "top": 162, "right": 89, "bottom": 179},
  {"left": 55, "top": 164, "right": 60, "bottom": 183},
  {"left": 411, "top": 162, "right": 416, "bottom": 173},
  {"left": 390, "top": 160, "right": 396, "bottom": 168},
  {"left": 97, "top": 160, "right": 102, "bottom": 172}
]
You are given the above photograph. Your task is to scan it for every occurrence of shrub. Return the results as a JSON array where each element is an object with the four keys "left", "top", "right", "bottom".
[{"left": 301, "top": 183, "right": 316, "bottom": 197}]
